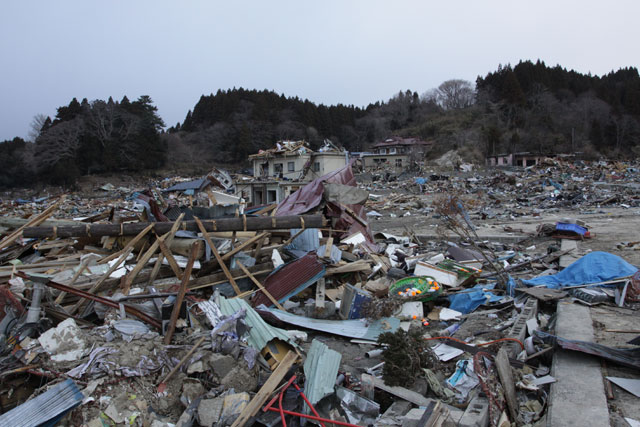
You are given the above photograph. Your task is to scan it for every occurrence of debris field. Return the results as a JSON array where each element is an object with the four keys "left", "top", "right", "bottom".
[{"left": 0, "top": 158, "right": 639, "bottom": 427}]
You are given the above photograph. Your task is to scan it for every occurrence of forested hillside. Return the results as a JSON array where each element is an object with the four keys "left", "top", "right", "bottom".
[{"left": 2, "top": 60, "right": 640, "bottom": 188}]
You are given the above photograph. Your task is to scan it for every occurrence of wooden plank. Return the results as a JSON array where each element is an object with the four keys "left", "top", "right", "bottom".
[
  {"left": 362, "top": 373, "right": 435, "bottom": 407},
  {"left": 194, "top": 217, "right": 241, "bottom": 296},
  {"left": 0, "top": 196, "right": 63, "bottom": 251},
  {"left": 252, "top": 232, "right": 269, "bottom": 259},
  {"left": 343, "top": 205, "right": 367, "bottom": 227},
  {"left": 54, "top": 255, "right": 96, "bottom": 304},
  {"left": 148, "top": 213, "right": 185, "bottom": 285},
  {"left": 231, "top": 350, "right": 298, "bottom": 427},
  {"left": 98, "top": 223, "right": 155, "bottom": 265},
  {"left": 496, "top": 348, "right": 518, "bottom": 422},
  {"left": 159, "top": 335, "right": 207, "bottom": 386},
  {"left": 163, "top": 241, "right": 201, "bottom": 345},
  {"left": 254, "top": 204, "right": 276, "bottom": 216},
  {"left": 157, "top": 237, "right": 183, "bottom": 280},
  {"left": 69, "top": 247, "right": 134, "bottom": 315},
  {"left": 236, "top": 261, "right": 285, "bottom": 311},
  {"left": 323, "top": 237, "right": 333, "bottom": 259}
]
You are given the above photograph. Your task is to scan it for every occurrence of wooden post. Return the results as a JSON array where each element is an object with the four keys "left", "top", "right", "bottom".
[
  {"left": 163, "top": 241, "right": 201, "bottom": 345},
  {"left": 496, "top": 348, "right": 519, "bottom": 422},
  {"left": 194, "top": 217, "right": 241, "bottom": 295}
]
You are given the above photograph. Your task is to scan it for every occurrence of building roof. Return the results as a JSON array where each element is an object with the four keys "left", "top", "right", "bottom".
[{"left": 371, "top": 136, "right": 433, "bottom": 148}]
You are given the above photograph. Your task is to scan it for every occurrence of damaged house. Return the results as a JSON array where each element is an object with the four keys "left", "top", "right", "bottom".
[
  {"left": 361, "top": 136, "right": 433, "bottom": 172},
  {"left": 235, "top": 140, "right": 348, "bottom": 205}
]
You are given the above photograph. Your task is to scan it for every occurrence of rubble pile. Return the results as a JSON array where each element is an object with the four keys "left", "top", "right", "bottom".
[
  {"left": 0, "top": 162, "right": 638, "bottom": 426},
  {"left": 361, "top": 158, "right": 640, "bottom": 219}
]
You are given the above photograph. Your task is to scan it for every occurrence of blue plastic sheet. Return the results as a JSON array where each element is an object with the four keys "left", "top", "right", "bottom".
[
  {"left": 448, "top": 283, "right": 503, "bottom": 314},
  {"left": 415, "top": 177, "right": 428, "bottom": 185},
  {"left": 522, "top": 251, "right": 638, "bottom": 289}
]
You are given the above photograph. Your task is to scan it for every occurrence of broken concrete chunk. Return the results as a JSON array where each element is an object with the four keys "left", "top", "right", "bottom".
[
  {"left": 197, "top": 397, "right": 223, "bottom": 427},
  {"left": 220, "top": 365, "right": 258, "bottom": 393},
  {"left": 38, "top": 318, "right": 87, "bottom": 362}
]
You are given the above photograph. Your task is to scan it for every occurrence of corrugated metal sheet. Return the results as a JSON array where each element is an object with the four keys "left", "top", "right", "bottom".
[
  {"left": 0, "top": 379, "right": 83, "bottom": 427},
  {"left": 284, "top": 228, "right": 320, "bottom": 253},
  {"left": 275, "top": 162, "right": 356, "bottom": 217},
  {"left": 264, "top": 308, "right": 400, "bottom": 341},
  {"left": 304, "top": 339, "right": 341, "bottom": 407},
  {"left": 218, "top": 296, "right": 294, "bottom": 352},
  {"left": 251, "top": 252, "right": 325, "bottom": 308}
]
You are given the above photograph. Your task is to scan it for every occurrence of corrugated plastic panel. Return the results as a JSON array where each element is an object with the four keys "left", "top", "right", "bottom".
[
  {"left": 304, "top": 339, "right": 341, "bottom": 406},
  {"left": 218, "top": 296, "right": 294, "bottom": 352}
]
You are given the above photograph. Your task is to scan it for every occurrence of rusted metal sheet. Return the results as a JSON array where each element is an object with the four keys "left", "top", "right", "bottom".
[{"left": 251, "top": 252, "right": 325, "bottom": 308}]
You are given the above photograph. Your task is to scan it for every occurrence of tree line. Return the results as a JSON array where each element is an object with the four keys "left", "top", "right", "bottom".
[
  {"left": 2, "top": 60, "right": 640, "bottom": 188},
  {"left": 0, "top": 96, "right": 166, "bottom": 188}
]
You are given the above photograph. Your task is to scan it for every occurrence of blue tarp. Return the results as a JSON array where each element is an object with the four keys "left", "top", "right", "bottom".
[
  {"left": 522, "top": 251, "right": 638, "bottom": 289},
  {"left": 448, "top": 283, "right": 503, "bottom": 314}
]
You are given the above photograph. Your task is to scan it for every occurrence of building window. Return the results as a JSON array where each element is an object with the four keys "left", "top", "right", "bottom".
[
  {"left": 389, "top": 148, "right": 396, "bottom": 154},
  {"left": 287, "top": 161, "right": 295, "bottom": 172},
  {"left": 313, "top": 162, "right": 320, "bottom": 172},
  {"left": 267, "top": 190, "right": 277, "bottom": 203},
  {"left": 273, "top": 163, "right": 283, "bottom": 176},
  {"left": 395, "top": 159, "right": 403, "bottom": 168}
]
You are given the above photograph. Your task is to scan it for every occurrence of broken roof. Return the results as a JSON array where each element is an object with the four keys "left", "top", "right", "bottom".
[{"left": 372, "top": 136, "right": 433, "bottom": 148}]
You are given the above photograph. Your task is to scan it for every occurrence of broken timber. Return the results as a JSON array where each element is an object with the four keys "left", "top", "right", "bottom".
[{"left": 22, "top": 214, "right": 326, "bottom": 238}]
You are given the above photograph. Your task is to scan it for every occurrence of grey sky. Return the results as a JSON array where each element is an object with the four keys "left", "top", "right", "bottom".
[{"left": 1, "top": 1, "right": 639, "bottom": 141}]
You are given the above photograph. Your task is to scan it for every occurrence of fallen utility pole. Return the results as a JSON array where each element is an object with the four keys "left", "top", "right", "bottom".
[{"left": 22, "top": 215, "right": 326, "bottom": 238}]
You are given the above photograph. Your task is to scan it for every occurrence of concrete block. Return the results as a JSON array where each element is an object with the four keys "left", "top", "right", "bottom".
[
  {"left": 505, "top": 298, "right": 537, "bottom": 357},
  {"left": 458, "top": 395, "right": 489, "bottom": 427}
]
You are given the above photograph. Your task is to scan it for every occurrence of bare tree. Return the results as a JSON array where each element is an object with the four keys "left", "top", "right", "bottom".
[
  {"left": 35, "top": 119, "right": 84, "bottom": 171},
  {"left": 28, "top": 113, "right": 49, "bottom": 142},
  {"left": 434, "top": 79, "right": 475, "bottom": 110}
]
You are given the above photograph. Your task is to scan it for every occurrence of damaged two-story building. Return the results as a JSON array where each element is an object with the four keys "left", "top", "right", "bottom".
[
  {"left": 236, "top": 140, "right": 348, "bottom": 206},
  {"left": 360, "top": 136, "right": 433, "bottom": 172}
]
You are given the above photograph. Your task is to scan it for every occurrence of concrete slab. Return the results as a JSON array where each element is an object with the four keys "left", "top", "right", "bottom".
[
  {"left": 559, "top": 239, "right": 581, "bottom": 269},
  {"left": 547, "top": 303, "right": 610, "bottom": 427}
]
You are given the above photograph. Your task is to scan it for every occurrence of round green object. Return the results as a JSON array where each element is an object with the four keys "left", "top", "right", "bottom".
[{"left": 390, "top": 276, "right": 443, "bottom": 301}]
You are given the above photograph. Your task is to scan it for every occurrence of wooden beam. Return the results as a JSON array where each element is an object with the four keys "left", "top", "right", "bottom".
[
  {"left": 231, "top": 350, "right": 298, "bottom": 427},
  {"left": 163, "top": 241, "right": 200, "bottom": 345},
  {"left": 23, "top": 215, "right": 326, "bottom": 238},
  {"left": 0, "top": 196, "right": 64, "bottom": 251},
  {"left": 496, "top": 348, "right": 518, "bottom": 422},
  {"left": 156, "top": 237, "right": 183, "bottom": 280},
  {"left": 236, "top": 261, "right": 285, "bottom": 311},
  {"left": 98, "top": 223, "right": 154, "bottom": 265},
  {"left": 148, "top": 213, "right": 185, "bottom": 285},
  {"left": 54, "top": 255, "right": 96, "bottom": 305},
  {"left": 68, "top": 247, "right": 134, "bottom": 315},
  {"left": 194, "top": 217, "right": 241, "bottom": 296}
]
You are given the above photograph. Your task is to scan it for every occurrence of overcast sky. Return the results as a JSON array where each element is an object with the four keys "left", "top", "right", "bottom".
[{"left": 1, "top": 1, "right": 639, "bottom": 141}]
